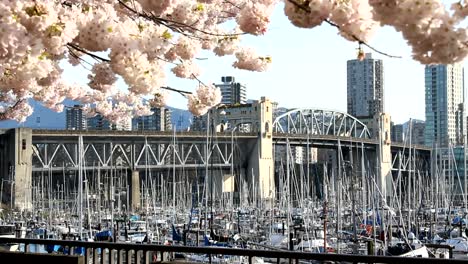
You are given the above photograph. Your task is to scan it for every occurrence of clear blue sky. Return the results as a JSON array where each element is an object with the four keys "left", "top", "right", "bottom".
[{"left": 63, "top": 2, "right": 467, "bottom": 125}]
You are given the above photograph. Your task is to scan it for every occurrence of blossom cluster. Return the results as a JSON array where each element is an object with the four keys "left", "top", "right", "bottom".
[
  {"left": 0, "top": 0, "right": 466, "bottom": 123},
  {"left": 369, "top": 0, "right": 467, "bottom": 64},
  {"left": 284, "top": 0, "right": 466, "bottom": 63},
  {"left": 187, "top": 84, "right": 222, "bottom": 116}
]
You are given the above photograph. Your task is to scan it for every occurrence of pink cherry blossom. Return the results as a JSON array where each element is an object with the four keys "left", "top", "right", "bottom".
[
  {"left": 149, "top": 91, "right": 169, "bottom": 108},
  {"left": 187, "top": 84, "right": 221, "bottom": 116},
  {"left": 171, "top": 61, "right": 201, "bottom": 79},
  {"left": 0, "top": 0, "right": 466, "bottom": 123},
  {"left": 233, "top": 48, "right": 271, "bottom": 72},
  {"left": 187, "top": 94, "right": 209, "bottom": 116}
]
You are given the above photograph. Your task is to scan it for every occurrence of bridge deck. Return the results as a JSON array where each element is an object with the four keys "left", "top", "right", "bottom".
[{"left": 30, "top": 129, "right": 431, "bottom": 152}]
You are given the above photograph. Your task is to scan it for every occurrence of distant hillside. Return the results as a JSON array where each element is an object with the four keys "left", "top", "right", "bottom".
[
  {"left": 0, "top": 99, "right": 192, "bottom": 131},
  {"left": 0, "top": 99, "right": 69, "bottom": 129}
]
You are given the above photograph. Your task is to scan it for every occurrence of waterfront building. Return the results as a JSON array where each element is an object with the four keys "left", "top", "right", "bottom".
[
  {"left": 65, "top": 105, "right": 87, "bottom": 130},
  {"left": 191, "top": 97, "right": 273, "bottom": 134},
  {"left": 87, "top": 114, "right": 132, "bottom": 131},
  {"left": 347, "top": 53, "right": 384, "bottom": 118},
  {"left": 391, "top": 122, "right": 404, "bottom": 143},
  {"left": 438, "top": 146, "right": 467, "bottom": 200},
  {"left": 216, "top": 76, "right": 247, "bottom": 105},
  {"left": 424, "top": 64, "right": 465, "bottom": 147},
  {"left": 391, "top": 119, "right": 425, "bottom": 145},
  {"left": 87, "top": 114, "right": 111, "bottom": 130},
  {"left": 132, "top": 107, "right": 172, "bottom": 131},
  {"left": 406, "top": 119, "right": 425, "bottom": 145},
  {"left": 164, "top": 108, "right": 172, "bottom": 131}
]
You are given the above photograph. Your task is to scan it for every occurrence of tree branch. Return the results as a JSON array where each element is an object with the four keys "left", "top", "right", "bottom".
[
  {"left": 0, "top": 99, "right": 26, "bottom": 120},
  {"left": 286, "top": 0, "right": 401, "bottom": 59},
  {"left": 67, "top": 43, "right": 110, "bottom": 62},
  {"left": 190, "top": 74, "right": 209, "bottom": 87},
  {"left": 324, "top": 19, "right": 401, "bottom": 59},
  {"left": 67, "top": 46, "right": 94, "bottom": 69},
  {"left": 160, "top": 86, "right": 192, "bottom": 96},
  {"left": 223, "top": 0, "right": 242, "bottom": 10},
  {"left": 117, "top": 0, "right": 246, "bottom": 38}
]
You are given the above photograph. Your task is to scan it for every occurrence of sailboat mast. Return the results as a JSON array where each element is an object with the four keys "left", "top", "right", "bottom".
[
  {"left": 204, "top": 112, "right": 210, "bottom": 233},
  {"left": 78, "top": 135, "right": 83, "bottom": 239},
  {"left": 464, "top": 133, "right": 467, "bottom": 213},
  {"left": 173, "top": 128, "right": 176, "bottom": 223}
]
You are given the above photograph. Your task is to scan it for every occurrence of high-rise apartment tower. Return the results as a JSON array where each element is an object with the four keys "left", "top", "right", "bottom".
[
  {"left": 425, "top": 64, "right": 465, "bottom": 147},
  {"left": 347, "top": 53, "right": 384, "bottom": 118},
  {"left": 132, "top": 107, "right": 172, "bottom": 131},
  {"left": 215, "top": 76, "right": 247, "bottom": 105},
  {"left": 66, "top": 105, "right": 87, "bottom": 130}
]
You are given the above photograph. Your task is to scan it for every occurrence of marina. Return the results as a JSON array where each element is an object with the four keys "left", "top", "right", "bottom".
[
  {"left": 0, "top": 120, "right": 468, "bottom": 262},
  {"left": 0, "top": 0, "right": 466, "bottom": 263}
]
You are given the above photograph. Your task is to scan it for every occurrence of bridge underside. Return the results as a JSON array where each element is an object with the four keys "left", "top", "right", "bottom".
[{"left": 0, "top": 129, "right": 432, "bottom": 211}]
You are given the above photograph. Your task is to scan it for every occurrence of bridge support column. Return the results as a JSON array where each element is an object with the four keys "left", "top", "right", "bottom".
[
  {"left": 248, "top": 97, "right": 275, "bottom": 204},
  {"left": 0, "top": 128, "right": 32, "bottom": 211},
  {"left": 130, "top": 170, "right": 140, "bottom": 211},
  {"left": 375, "top": 113, "right": 392, "bottom": 201}
]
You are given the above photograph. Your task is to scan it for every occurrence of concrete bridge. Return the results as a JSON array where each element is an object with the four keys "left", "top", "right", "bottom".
[{"left": 0, "top": 104, "right": 431, "bottom": 210}]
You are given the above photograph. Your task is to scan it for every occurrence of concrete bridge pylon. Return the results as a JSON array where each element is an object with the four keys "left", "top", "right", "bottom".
[{"left": 246, "top": 97, "right": 275, "bottom": 202}]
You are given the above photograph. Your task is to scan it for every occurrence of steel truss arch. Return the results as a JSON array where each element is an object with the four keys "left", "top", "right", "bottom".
[{"left": 273, "top": 108, "right": 371, "bottom": 139}]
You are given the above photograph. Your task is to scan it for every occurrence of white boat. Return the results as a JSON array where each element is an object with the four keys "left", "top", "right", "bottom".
[
  {"left": 0, "top": 224, "right": 22, "bottom": 251},
  {"left": 399, "top": 245, "right": 430, "bottom": 258},
  {"left": 442, "top": 237, "right": 468, "bottom": 253}
]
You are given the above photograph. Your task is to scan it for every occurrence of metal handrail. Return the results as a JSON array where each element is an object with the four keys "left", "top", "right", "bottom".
[{"left": 0, "top": 237, "right": 463, "bottom": 264}]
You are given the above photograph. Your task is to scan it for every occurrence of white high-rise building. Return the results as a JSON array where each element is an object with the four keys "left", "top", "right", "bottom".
[
  {"left": 66, "top": 105, "right": 87, "bottom": 130},
  {"left": 132, "top": 107, "right": 171, "bottom": 131},
  {"left": 215, "top": 76, "right": 247, "bottom": 105},
  {"left": 425, "top": 64, "right": 465, "bottom": 147},
  {"left": 347, "top": 53, "right": 384, "bottom": 118},
  {"left": 87, "top": 114, "right": 132, "bottom": 131}
]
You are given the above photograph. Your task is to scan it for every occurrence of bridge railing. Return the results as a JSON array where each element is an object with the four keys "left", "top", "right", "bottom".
[
  {"left": 0, "top": 237, "right": 463, "bottom": 264},
  {"left": 31, "top": 129, "right": 258, "bottom": 137}
]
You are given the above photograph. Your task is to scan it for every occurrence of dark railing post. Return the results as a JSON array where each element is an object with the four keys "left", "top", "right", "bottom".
[
  {"left": 135, "top": 250, "right": 140, "bottom": 264},
  {"left": 110, "top": 249, "right": 116, "bottom": 264},
  {"left": 143, "top": 250, "right": 149, "bottom": 264},
  {"left": 24, "top": 243, "right": 30, "bottom": 253},
  {"left": 127, "top": 249, "right": 132, "bottom": 264},
  {"left": 101, "top": 248, "right": 108, "bottom": 264},
  {"left": 93, "top": 248, "right": 100, "bottom": 264},
  {"left": 85, "top": 248, "right": 90, "bottom": 264},
  {"left": 117, "top": 249, "right": 122, "bottom": 264},
  {"left": 1, "top": 237, "right": 468, "bottom": 264}
]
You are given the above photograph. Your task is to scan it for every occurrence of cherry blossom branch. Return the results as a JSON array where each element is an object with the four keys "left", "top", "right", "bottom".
[
  {"left": 66, "top": 46, "right": 94, "bottom": 69},
  {"left": 160, "top": 86, "right": 192, "bottom": 97},
  {"left": 223, "top": 0, "right": 242, "bottom": 10},
  {"left": 0, "top": 99, "right": 26, "bottom": 120},
  {"left": 67, "top": 43, "right": 110, "bottom": 62},
  {"left": 324, "top": 19, "right": 401, "bottom": 59},
  {"left": 286, "top": 0, "right": 401, "bottom": 59},
  {"left": 190, "top": 73, "right": 209, "bottom": 87},
  {"left": 117, "top": 0, "right": 245, "bottom": 38}
]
